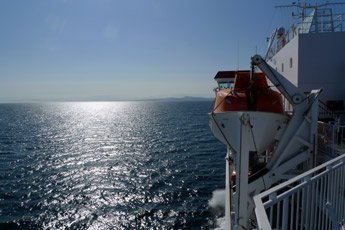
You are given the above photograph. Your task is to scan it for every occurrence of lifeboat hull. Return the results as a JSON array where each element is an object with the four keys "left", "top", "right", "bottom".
[{"left": 209, "top": 111, "right": 288, "bottom": 153}]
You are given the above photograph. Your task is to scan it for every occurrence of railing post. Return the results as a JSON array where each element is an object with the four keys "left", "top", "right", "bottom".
[
  {"left": 282, "top": 198, "right": 289, "bottom": 230},
  {"left": 254, "top": 154, "right": 345, "bottom": 229},
  {"left": 253, "top": 195, "right": 272, "bottom": 230}
]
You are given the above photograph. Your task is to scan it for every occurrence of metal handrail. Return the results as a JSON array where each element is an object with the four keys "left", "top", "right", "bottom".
[
  {"left": 254, "top": 153, "right": 345, "bottom": 230},
  {"left": 266, "top": 12, "right": 345, "bottom": 60}
]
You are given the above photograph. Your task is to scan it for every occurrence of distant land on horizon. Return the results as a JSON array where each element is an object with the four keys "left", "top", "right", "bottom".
[
  {"left": 140, "top": 96, "right": 213, "bottom": 102},
  {"left": 0, "top": 96, "right": 214, "bottom": 103}
]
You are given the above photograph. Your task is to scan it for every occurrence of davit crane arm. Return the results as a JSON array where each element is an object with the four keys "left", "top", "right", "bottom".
[
  {"left": 250, "top": 55, "right": 321, "bottom": 171},
  {"left": 251, "top": 55, "right": 308, "bottom": 106},
  {"left": 242, "top": 55, "right": 321, "bottom": 224},
  {"left": 222, "top": 55, "right": 321, "bottom": 229}
]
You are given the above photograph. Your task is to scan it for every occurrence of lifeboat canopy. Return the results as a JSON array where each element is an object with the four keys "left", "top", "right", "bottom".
[{"left": 213, "top": 70, "right": 284, "bottom": 114}]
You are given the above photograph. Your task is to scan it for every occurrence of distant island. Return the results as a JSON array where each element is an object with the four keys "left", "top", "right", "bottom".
[
  {"left": 140, "top": 96, "right": 213, "bottom": 102},
  {"left": 0, "top": 96, "right": 214, "bottom": 103}
]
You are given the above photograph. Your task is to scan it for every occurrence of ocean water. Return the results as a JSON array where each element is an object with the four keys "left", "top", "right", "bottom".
[{"left": 0, "top": 101, "right": 226, "bottom": 229}]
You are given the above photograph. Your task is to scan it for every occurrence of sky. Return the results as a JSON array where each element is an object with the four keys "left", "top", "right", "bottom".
[{"left": 0, "top": 0, "right": 320, "bottom": 102}]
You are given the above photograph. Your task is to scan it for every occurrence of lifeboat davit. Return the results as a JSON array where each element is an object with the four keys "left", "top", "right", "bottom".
[{"left": 209, "top": 70, "right": 288, "bottom": 153}]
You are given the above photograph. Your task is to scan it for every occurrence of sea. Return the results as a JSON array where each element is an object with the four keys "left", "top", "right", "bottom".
[{"left": 0, "top": 101, "right": 227, "bottom": 230}]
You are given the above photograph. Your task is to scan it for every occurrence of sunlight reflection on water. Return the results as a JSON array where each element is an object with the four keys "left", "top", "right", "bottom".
[{"left": 0, "top": 101, "right": 225, "bottom": 229}]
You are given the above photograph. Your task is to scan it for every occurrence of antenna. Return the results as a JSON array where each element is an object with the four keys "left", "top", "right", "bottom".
[
  {"left": 275, "top": 1, "right": 345, "bottom": 31},
  {"left": 236, "top": 40, "right": 239, "bottom": 70},
  {"left": 275, "top": 1, "right": 345, "bottom": 11}
]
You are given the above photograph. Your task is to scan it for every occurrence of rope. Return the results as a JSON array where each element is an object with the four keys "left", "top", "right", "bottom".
[{"left": 249, "top": 119, "right": 258, "bottom": 153}]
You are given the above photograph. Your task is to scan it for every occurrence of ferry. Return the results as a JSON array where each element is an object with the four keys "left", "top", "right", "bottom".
[{"left": 209, "top": 3, "right": 345, "bottom": 229}]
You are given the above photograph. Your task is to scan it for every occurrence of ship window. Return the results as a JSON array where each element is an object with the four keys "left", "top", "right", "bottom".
[
  {"left": 281, "top": 63, "right": 284, "bottom": 72},
  {"left": 218, "top": 82, "right": 233, "bottom": 89},
  {"left": 290, "top": 58, "right": 293, "bottom": 68}
]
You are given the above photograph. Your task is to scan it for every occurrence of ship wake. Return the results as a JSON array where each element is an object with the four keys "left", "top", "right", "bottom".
[{"left": 208, "top": 189, "right": 226, "bottom": 230}]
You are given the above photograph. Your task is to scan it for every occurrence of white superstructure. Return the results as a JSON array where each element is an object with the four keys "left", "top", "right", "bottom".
[
  {"left": 209, "top": 3, "right": 345, "bottom": 230},
  {"left": 267, "top": 3, "right": 345, "bottom": 113}
]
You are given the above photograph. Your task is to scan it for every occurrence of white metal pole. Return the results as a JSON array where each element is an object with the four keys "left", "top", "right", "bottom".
[{"left": 234, "top": 113, "right": 251, "bottom": 229}]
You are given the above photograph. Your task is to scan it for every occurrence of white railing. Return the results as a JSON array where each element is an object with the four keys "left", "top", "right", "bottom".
[
  {"left": 266, "top": 9, "right": 345, "bottom": 60},
  {"left": 319, "top": 122, "right": 345, "bottom": 160},
  {"left": 254, "top": 153, "right": 345, "bottom": 230},
  {"left": 335, "top": 124, "right": 345, "bottom": 148}
]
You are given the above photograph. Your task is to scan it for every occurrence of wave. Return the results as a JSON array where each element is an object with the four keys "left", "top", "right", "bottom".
[
  {"left": 208, "top": 189, "right": 225, "bottom": 209},
  {"left": 208, "top": 189, "right": 226, "bottom": 229},
  {"left": 214, "top": 216, "right": 226, "bottom": 230}
]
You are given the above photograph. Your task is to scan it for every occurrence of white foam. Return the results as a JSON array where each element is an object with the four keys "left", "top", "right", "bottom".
[
  {"left": 208, "top": 189, "right": 226, "bottom": 229},
  {"left": 208, "top": 189, "right": 225, "bottom": 209},
  {"left": 214, "top": 216, "right": 226, "bottom": 230}
]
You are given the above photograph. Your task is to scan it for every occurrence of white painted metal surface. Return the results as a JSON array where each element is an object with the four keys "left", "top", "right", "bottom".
[
  {"left": 209, "top": 4, "right": 345, "bottom": 229},
  {"left": 254, "top": 153, "right": 345, "bottom": 230},
  {"left": 266, "top": 3, "right": 345, "bottom": 104},
  {"left": 209, "top": 111, "right": 288, "bottom": 153},
  {"left": 268, "top": 32, "right": 345, "bottom": 103}
]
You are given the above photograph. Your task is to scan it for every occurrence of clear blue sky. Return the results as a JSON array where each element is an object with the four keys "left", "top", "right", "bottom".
[{"left": 0, "top": 0, "right": 312, "bottom": 101}]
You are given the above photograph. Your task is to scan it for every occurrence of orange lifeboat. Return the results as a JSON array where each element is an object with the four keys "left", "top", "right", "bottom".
[{"left": 213, "top": 71, "right": 284, "bottom": 114}]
